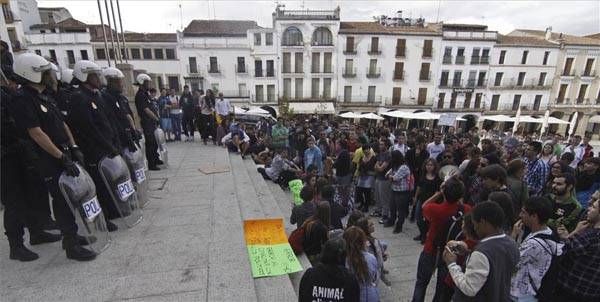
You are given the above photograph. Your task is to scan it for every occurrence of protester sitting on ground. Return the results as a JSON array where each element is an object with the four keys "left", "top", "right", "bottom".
[
  {"left": 555, "top": 196, "right": 600, "bottom": 302},
  {"left": 291, "top": 186, "right": 317, "bottom": 228},
  {"left": 256, "top": 148, "right": 299, "bottom": 185},
  {"left": 386, "top": 150, "right": 411, "bottom": 233},
  {"left": 299, "top": 238, "right": 360, "bottom": 302},
  {"left": 344, "top": 226, "right": 380, "bottom": 302},
  {"left": 575, "top": 157, "right": 600, "bottom": 208},
  {"left": 221, "top": 123, "right": 250, "bottom": 156},
  {"left": 506, "top": 159, "right": 529, "bottom": 213},
  {"left": 355, "top": 217, "right": 391, "bottom": 286},
  {"left": 546, "top": 173, "right": 583, "bottom": 232},
  {"left": 443, "top": 201, "right": 519, "bottom": 302},
  {"left": 303, "top": 201, "right": 331, "bottom": 264},
  {"left": 321, "top": 185, "right": 348, "bottom": 230},
  {"left": 346, "top": 210, "right": 365, "bottom": 229}
]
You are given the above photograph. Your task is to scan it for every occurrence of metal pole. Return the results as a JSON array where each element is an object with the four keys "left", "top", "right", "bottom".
[
  {"left": 104, "top": 0, "right": 118, "bottom": 62},
  {"left": 109, "top": 0, "right": 122, "bottom": 63},
  {"left": 115, "top": 0, "right": 128, "bottom": 62},
  {"left": 97, "top": 0, "right": 111, "bottom": 67}
]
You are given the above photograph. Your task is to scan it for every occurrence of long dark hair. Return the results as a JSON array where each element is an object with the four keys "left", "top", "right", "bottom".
[
  {"left": 421, "top": 158, "right": 440, "bottom": 181},
  {"left": 305, "top": 201, "right": 331, "bottom": 232},
  {"left": 390, "top": 150, "right": 405, "bottom": 170},
  {"left": 343, "top": 226, "right": 369, "bottom": 283}
]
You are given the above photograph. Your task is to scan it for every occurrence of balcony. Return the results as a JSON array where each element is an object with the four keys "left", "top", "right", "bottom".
[
  {"left": 419, "top": 71, "right": 431, "bottom": 81},
  {"left": 368, "top": 47, "right": 381, "bottom": 55},
  {"left": 553, "top": 98, "right": 600, "bottom": 108},
  {"left": 221, "top": 90, "right": 250, "bottom": 98},
  {"left": 254, "top": 69, "right": 263, "bottom": 77},
  {"left": 443, "top": 55, "right": 452, "bottom": 64},
  {"left": 393, "top": 70, "right": 404, "bottom": 81},
  {"left": 187, "top": 64, "right": 200, "bottom": 75},
  {"left": 366, "top": 67, "right": 381, "bottom": 78},
  {"left": 422, "top": 49, "right": 433, "bottom": 58},
  {"left": 561, "top": 69, "right": 576, "bottom": 77},
  {"left": 395, "top": 48, "right": 406, "bottom": 58},
  {"left": 26, "top": 32, "right": 91, "bottom": 45},
  {"left": 443, "top": 31, "right": 498, "bottom": 40},
  {"left": 236, "top": 64, "right": 248, "bottom": 74},
  {"left": 340, "top": 95, "right": 383, "bottom": 105},
  {"left": 581, "top": 70, "right": 597, "bottom": 78},
  {"left": 455, "top": 56, "right": 465, "bottom": 64},
  {"left": 3, "top": 9, "right": 15, "bottom": 24},
  {"left": 343, "top": 43, "right": 357, "bottom": 55},
  {"left": 470, "top": 56, "right": 480, "bottom": 64},
  {"left": 207, "top": 64, "right": 221, "bottom": 74},
  {"left": 488, "top": 78, "right": 551, "bottom": 90},
  {"left": 490, "top": 103, "right": 548, "bottom": 112},
  {"left": 266, "top": 69, "right": 275, "bottom": 77},
  {"left": 342, "top": 67, "right": 356, "bottom": 78},
  {"left": 481, "top": 56, "right": 490, "bottom": 64}
]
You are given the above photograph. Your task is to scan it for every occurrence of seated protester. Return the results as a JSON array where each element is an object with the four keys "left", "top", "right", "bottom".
[
  {"left": 303, "top": 202, "right": 331, "bottom": 264},
  {"left": 299, "top": 238, "right": 360, "bottom": 302},
  {"left": 506, "top": 159, "right": 529, "bottom": 214},
  {"left": 257, "top": 149, "right": 299, "bottom": 185},
  {"left": 221, "top": 124, "right": 250, "bottom": 155},
  {"left": 290, "top": 186, "right": 317, "bottom": 228},
  {"left": 252, "top": 149, "right": 273, "bottom": 166},
  {"left": 344, "top": 227, "right": 380, "bottom": 302},
  {"left": 443, "top": 201, "right": 519, "bottom": 302},
  {"left": 304, "top": 137, "right": 324, "bottom": 176},
  {"left": 356, "top": 218, "right": 391, "bottom": 286},
  {"left": 546, "top": 173, "right": 583, "bottom": 232},
  {"left": 510, "top": 196, "right": 563, "bottom": 302},
  {"left": 321, "top": 185, "right": 348, "bottom": 230},
  {"left": 555, "top": 196, "right": 600, "bottom": 302},
  {"left": 346, "top": 210, "right": 365, "bottom": 229},
  {"left": 245, "top": 127, "right": 266, "bottom": 156},
  {"left": 488, "top": 191, "right": 516, "bottom": 233},
  {"left": 575, "top": 157, "right": 600, "bottom": 209}
]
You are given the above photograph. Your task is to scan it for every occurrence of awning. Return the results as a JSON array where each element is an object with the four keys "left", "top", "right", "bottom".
[
  {"left": 381, "top": 110, "right": 414, "bottom": 119},
  {"left": 360, "top": 113, "right": 384, "bottom": 120},
  {"left": 288, "top": 102, "right": 335, "bottom": 114},
  {"left": 481, "top": 115, "right": 514, "bottom": 122},
  {"left": 411, "top": 112, "right": 441, "bottom": 120},
  {"left": 339, "top": 111, "right": 362, "bottom": 119},
  {"left": 518, "top": 115, "right": 543, "bottom": 124},
  {"left": 589, "top": 115, "right": 600, "bottom": 123}
]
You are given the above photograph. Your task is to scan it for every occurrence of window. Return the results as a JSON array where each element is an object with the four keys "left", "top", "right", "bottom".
[
  {"left": 157, "top": 76, "right": 164, "bottom": 90},
  {"left": 456, "top": 47, "right": 465, "bottom": 64},
  {"left": 392, "top": 87, "right": 401, "bottom": 105},
  {"left": 467, "top": 71, "right": 476, "bottom": 87},
  {"left": 168, "top": 76, "right": 180, "bottom": 92},
  {"left": 266, "top": 60, "right": 274, "bottom": 77},
  {"left": 499, "top": 50, "right": 506, "bottom": 64},
  {"left": 294, "top": 52, "right": 303, "bottom": 73},
  {"left": 533, "top": 95, "right": 542, "bottom": 110},
  {"left": 96, "top": 48, "right": 106, "bottom": 60},
  {"left": 344, "top": 59, "right": 354, "bottom": 76},
  {"left": 474, "top": 93, "right": 482, "bottom": 108},
  {"left": 165, "top": 49, "right": 176, "bottom": 60},
  {"left": 584, "top": 58, "right": 594, "bottom": 76},
  {"left": 239, "top": 83, "right": 247, "bottom": 97},
  {"left": 396, "top": 39, "right": 406, "bottom": 57},
  {"left": 237, "top": 57, "right": 246, "bottom": 73},
  {"left": 254, "top": 60, "right": 262, "bottom": 77},
  {"left": 443, "top": 47, "right": 452, "bottom": 64},
  {"left": 345, "top": 37, "right": 355, "bottom": 53},
  {"left": 142, "top": 48, "right": 152, "bottom": 59},
  {"left": 517, "top": 72, "right": 526, "bottom": 86},
  {"left": 189, "top": 57, "right": 198, "bottom": 73},
  {"left": 283, "top": 78, "right": 291, "bottom": 98},
  {"left": 265, "top": 33, "right": 273, "bottom": 46},
  {"left": 368, "top": 59, "right": 378, "bottom": 76},
  {"left": 34, "top": 49, "right": 41, "bottom": 55},
  {"left": 450, "top": 92, "right": 457, "bottom": 108},
  {"left": 311, "top": 52, "right": 320, "bottom": 73},
  {"left": 367, "top": 86, "right": 376, "bottom": 103},
  {"left": 563, "top": 58, "right": 574, "bottom": 75},
  {"left": 577, "top": 84, "right": 588, "bottom": 103},
  {"left": 394, "top": 62, "right": 404, "bottom": 80},
  {"left": 120, "top": 48, "right": 127, "bottom": 60},
  {"left": 282, "top": 26, "right": 303, "bottom": 46},
  {"left": 130, "top": 48, "right": 141, "bottom": 59},
  {"left": 295, "top": 78, "right": 303, "bottom": 99},
  {"left": 344, "top": 86, "right": 352, "bottom": 102},
  {"left": 109, "top": 49, "right": 115, "bottom": 60},
  {"left": 543, "top": 51, "right": 550, "bottom": 65},
  {"left": 49, "top": 49, "right": 57, "bottom": 62},
  {"left": 422, "top": 40, "right": 432, "bottom": 58},
  {"left": 283, "top": 52, "right": 291, "bottom": 73},
  {"left": 521, "top": 50, "right": 529, "bottom": 64},
  {"left": 154, "top": 49, "right": 164, "bottom": 60},
  {"left": 311, "top": 78, "right": 320, "bottom": 98},
  {"left": 80, "top": 50, "right": 88, "bottom": 60},
  {"left": 557, "top": 84, "right": 568, "bottom": 103},
  {"left": 481, "top": 48, "right": 490, "bottom": 64},
  {"left": 66, "top": 50, "right": 75, "bottom": 65},
  {"left": 323, "top": 53, "right": 332, "bottom": 73},
  {"left": 312, "top": 27, "right": 332, "bottom": 46},
  {"left": 513, "top": 95, "right": 522, "bottom": 110},
  {"left": 477, "top": 71, "right": 486, "bottom": 87},
  {"left": 323, "top": 78, "right": 331, "bottom": 98},
  {"left": 471, "top": 48, "right": 480, "bottom": 64},
  {"left": 494, "top": 72, "right": 503, "bottom": 86},
  {"left": 267, "top": 85, "right": 275, "bottom": 102},
  {"left": 453, "top": 71, "right": 462, "bottom": 87},
  {"left": 254, "top": 33, "right": 261, "bottom": 46},
  {"left": 440, "top": 71, "right": 449, "bottom": 87},
  {"left": 419, "top": 63, "right": 430, "bottom": 81},
  {"left": 209, "top": 57, "right": 218, "bottom": 73},
  {"left": 490, "top": 95, "right": 500, "bottom": 110},
  {"left": 418, "top": 88, "right": 428, "bottom": 105},
  {"left": 464, "top": 93, "right": 472, "bottom": 108},
  {"left": 538, "top": 72, "right": 547, "bottom": 86},
  {"left": 437, "top": 93, "right": 445, "bottom": 109},
  {"left": 369, "top": 37, "right": 379, "bottom": 53},
  {"left": 255, "top": 85, "right": 264, "bottom": 102}
]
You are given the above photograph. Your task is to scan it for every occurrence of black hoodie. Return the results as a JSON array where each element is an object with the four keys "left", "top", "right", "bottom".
[{"left": 299, "top": 264, "right": 360, "bottom": 302}]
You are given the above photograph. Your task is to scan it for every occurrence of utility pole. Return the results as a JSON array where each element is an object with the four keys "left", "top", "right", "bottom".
[
  {"left": 104, "top": 0, "right": 118, "bottom": 62},
  {"left": 109, "top": 0, "right": 122, "bottom": 63},
  {"left": 115, "top": 0, "right": 128, "bottom": 62},
  {"left": 97, "top": 0, "right": 111, "bottom": 66}
]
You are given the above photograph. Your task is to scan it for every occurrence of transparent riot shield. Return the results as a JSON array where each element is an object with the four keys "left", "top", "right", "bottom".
[
  {"left": 58, "top": 164, "right": 110, "bottom": 254},
  {"left": 98, "top": 155, "right": 143, "bottom": 228},
  {"left": 122, "top": 148, "right": 149, "bottom": 208},
  {"left": 154, "top": 127, "right": 169, "bottom": 167}
]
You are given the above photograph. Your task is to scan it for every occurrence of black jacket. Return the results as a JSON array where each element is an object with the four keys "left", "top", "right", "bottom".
[{"left": 299, "top": 264, "right": 360, "bottom": 302}]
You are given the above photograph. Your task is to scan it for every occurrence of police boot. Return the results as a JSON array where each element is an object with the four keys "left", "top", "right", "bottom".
[
  {"left": 63, "top": 235, "right": 96, "bottom": 261},
  {"left": 106, "top": 220, "right": 118, "bottom": 232},
  {"left": 30, "top": 231, "right": 62, "bottom": 245},
  {"left": 8, "top": 239, "right": 39, "bottom": 262},
  {"left": 61, "top": 234, "right": 97, "bottom": 249}
]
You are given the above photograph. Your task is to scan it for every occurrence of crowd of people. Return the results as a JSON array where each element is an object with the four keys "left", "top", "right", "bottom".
[{"left": 218, "top": 110, "right": 599, "bottom": 301}]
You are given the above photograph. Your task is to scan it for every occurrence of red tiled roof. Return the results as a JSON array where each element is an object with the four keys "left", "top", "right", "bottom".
[
  {"left": 513, "top": 29, "right": 600, "bottom": 46},
  {"left": 585, "top": 33, "right": 600, "bottom": 40},
  {"left": 338, "top": 21, "right": 440, "bottom": 35},
  {"left": 30, "top": 17, "right": 87, "bottom": 30},
  {"left": 88, "top": 24, "right": 177, "bottom": 43},
  {"left": 182, "top": 20, "right": 261, "bottom": 37},
  {"left": 497, "top": 34, "right": 558, "bottom": 47}
]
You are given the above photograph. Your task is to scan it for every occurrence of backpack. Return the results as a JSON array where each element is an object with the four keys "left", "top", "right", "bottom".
[
  {"left": 528, "top": 233, "right": 563, "bottom": 302},
  {"left": 433, "top": 204, "right": 465, "bottom": 260},
  {"left": 288, "top": 226, "right": 305, "bottom": 255}
]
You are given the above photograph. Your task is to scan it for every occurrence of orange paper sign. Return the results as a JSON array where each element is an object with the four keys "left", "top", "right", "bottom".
[{"left": 243, "top": 218, "right": 288, "bottom": 245}]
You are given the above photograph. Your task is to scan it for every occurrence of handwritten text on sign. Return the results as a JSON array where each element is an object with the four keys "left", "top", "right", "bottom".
[{"left": 247, "top": 244, "right": 302, "bottom": 278}]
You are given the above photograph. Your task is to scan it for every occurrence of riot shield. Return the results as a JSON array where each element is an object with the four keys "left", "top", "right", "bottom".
[
  {"left": 154, "top": 127, "right": 169, "bottom": 167},
  {"left": 122, "top": 148, "right": 149, "bottom": 208},
  {"left": 58, "top": 164, "right": 110, "bottom": 254},
  {"left": 98, "top": 155, "right": 143, "bottom": 228}
]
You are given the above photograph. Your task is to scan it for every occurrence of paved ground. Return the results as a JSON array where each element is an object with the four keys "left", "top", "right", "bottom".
[{"left": 0, "top": 141, "right": 434, "bottom": 301}]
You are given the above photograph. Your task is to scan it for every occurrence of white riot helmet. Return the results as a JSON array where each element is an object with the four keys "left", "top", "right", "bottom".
[
  {"left": 50, "top": 63, "right": 61, "bottom": 81},
  {"left": 61, "top": 68, "right": 74, "bottom": 84},
  {"left": 13, "top": 53, "right": 51, "bottom": 83},
  {"left": 72, "top": 60, "right": 102, "bottom": 83},
  {"left": 135, "top": 73, "right": 151, "bottom": 85},
  {"left": 102, "top": 67, "right": 124, "bottom": 79}
]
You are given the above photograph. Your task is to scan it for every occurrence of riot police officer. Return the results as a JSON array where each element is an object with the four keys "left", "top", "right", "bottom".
[
  {"left": 134, "top": 74, "right": 161, "bottom": 170},
  {"left": 101, "top": 67, "right": 139, "bottom": 152},
  {"left": 68, "top": 60, "right": 121, "bottom": 232},
  {"left": 9, "top": 53, "right": 96, "bottom": 261}
]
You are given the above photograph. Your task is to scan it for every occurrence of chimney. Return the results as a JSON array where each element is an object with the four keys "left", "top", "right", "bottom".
[
  {"left": 544, "top": 26, "right": 552, "bottom": 40},
  {"left": 397, "top": 10, "right": 403, "bottom": 19}
]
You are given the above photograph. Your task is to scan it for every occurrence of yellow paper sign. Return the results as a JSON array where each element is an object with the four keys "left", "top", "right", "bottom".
[{"left": 243, "top": 218, "right": 288, "bottom": 245}]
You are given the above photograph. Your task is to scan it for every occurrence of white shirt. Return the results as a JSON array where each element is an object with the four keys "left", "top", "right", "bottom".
[
  {"left": 392, "top": 143, "right": 410, "bottom": 155},
  {"left": 427, "top": 142, "right": 445, "bottom": 159},
  {"left": 169, "top": 95, "right": 182, "bottom": 114},
  {"left": 562, "top": 144, "right": 585, "bottom": 168},
  {"left": 215, "top": 98, "right": 231, "bottom": 116},
  {"left": 221, "top": 131, "right": 250, "bottom": 144}
]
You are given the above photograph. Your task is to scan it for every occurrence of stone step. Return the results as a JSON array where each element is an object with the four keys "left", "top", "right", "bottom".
[{"left": 229, "top": 154, "right": 297, "bottom": 301}]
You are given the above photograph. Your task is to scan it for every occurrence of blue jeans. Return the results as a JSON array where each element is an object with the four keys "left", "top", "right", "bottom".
[
  {"left": 170, "top": 113, "right": 182, "bottom": 140},
  {"left": 511, "top": 295, "right": 538, "bottom": 302},
  {"left": 412, "top": 251, "right": 446, "bottom": 302}
]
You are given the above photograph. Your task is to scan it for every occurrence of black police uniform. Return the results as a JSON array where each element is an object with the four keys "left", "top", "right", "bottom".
[
  {"left": 134, "top": 86, "right": 160, "bottom": 168},
  {"left": 68, "top": 85, "right": 121, "bottom": 220},
  {"left": 8, "top": 86, "right": 79, "bottom": 237},
  {"left": 101, "top": 88, "right": 137, "bottom": 151}
]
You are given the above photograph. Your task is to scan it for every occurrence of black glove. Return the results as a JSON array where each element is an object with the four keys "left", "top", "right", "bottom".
[
  {"left": 108, "top": 146, "right": 120, "bottom": 158},
  {"left": 60, "top": 153, "right": 80, "bottom": 177},
  {"left": 70, "top": 146, "right": 85, "bottom": 166},
  {"left": 127, "top": 140, "right": 138, "bottom": 152}
]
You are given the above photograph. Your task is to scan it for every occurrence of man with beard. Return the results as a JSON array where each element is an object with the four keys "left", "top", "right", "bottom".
[{"left": 546, "top": 173, "right": 583, "bottom": 232}]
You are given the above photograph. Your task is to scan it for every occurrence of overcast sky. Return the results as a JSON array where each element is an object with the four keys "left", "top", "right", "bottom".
[{"left": 37, "top": 0, "right": 599, "bottom": 36}]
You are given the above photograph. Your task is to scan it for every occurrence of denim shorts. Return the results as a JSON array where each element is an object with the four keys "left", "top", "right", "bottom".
[{"left": 160, "top": 118, "right": 172, "bottom": 131}]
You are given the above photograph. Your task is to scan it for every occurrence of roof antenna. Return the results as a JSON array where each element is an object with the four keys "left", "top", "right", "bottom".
[
  {"left": 436, "top": 0, "right": 441, "bottom": 23},
  {"left": 179, "top": 1, "right": 183, "bottom": 30},
  {"left": 212, "top": 0, "right": 216, "bottom": 20}
]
